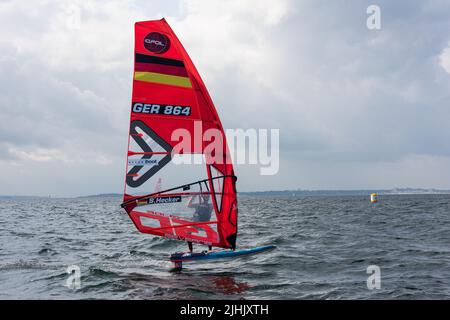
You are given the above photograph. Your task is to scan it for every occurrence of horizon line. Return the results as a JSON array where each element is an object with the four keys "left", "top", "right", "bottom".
[{"left": 2, "top": 187, "right": 450, "bottom": 199}]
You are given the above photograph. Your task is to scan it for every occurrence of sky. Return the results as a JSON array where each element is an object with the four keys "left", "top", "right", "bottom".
[{"left": 1, "top": 0, "right": 450, "bottom": 196}]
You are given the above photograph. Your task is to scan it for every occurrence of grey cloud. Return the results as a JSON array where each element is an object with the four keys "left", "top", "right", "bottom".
[
  {"left": 207, "top": 0, "right": 450, "bottom": 163},
  {"left": 1, "top": 0, "right": 450, "bottom": 195},
  {"left": 0, "top": 50, "right": 123, "bottom": 151}
]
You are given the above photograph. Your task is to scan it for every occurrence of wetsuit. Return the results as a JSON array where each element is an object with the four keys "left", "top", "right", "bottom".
[{"left": 188, "top": 202, "right": 213, "bottom": 252}]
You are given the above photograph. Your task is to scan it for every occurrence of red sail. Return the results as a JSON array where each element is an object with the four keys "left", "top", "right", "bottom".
[{"left": 121, "top": 19, "right": 238, "bottom": 249}]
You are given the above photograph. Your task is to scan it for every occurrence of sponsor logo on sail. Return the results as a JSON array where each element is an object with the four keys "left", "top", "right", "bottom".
[
  {"left": 144, "top": 32, "right": 170, "bottom": 54},
  {"left": 128, "top": 158, "right": 158, "bottom": 166}
]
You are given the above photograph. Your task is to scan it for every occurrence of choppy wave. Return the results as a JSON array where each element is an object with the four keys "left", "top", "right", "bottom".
[{"left": 0, "top": 194, "right": 449, "bottom": 299}]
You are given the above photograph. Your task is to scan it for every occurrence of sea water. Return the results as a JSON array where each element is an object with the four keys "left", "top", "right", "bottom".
[{"left": 0, "top": 194, "right": 449, "bottom": 299}]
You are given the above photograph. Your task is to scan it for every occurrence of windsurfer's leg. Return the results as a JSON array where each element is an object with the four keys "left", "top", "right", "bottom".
[
  {"left": 188, "top": 241, "right": 193, "bottom": 252},
  {"left": 208, "top": 245, "right": 212, "bottom": 251}
]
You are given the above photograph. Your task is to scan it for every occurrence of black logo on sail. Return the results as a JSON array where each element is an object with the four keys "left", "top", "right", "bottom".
[
  {"left": 144, "top": 32, "right": 170, "bottom": 54},
  {"left": 126, "top": 120, "right": 172, "bottom": 188}
]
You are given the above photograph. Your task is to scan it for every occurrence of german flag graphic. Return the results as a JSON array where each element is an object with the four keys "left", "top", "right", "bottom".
[{"left": 134, "top": 53, "right": 192, "bottom": 88}]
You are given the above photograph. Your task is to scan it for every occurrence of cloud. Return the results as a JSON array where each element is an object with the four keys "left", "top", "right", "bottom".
[
  {"left": 0, "top": 0, "right": 144, "bottom": 195},
  {"left": 174, "top": 0, "right": 450, "bottom": 190},
  {"left": 440, "top": 42, "right": 450, "bottom": 74},
  {"left": 1, "top": 0, "right": 450, "bottom": 195}
]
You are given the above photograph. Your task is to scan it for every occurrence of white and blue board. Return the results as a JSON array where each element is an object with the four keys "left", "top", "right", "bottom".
[{"left": 170, "top": 245, "right": 276, "bottom": 270}]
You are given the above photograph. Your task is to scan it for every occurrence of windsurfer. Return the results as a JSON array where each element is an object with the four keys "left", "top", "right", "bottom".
[{"left": 186, "top": 194, "right": 213, "bottom": 252}]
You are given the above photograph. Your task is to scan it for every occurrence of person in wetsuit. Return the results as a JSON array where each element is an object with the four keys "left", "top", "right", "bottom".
[{"left": 186, "top": 194, "right": 214, "bottom": 252}]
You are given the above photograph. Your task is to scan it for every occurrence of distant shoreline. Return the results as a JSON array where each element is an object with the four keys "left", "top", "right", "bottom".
[
  {"left": 239, "top": 189, "right": 450, "bottom": 197},
  {"left": 2, "top": 188, "right": 450, "bottom": 199}
]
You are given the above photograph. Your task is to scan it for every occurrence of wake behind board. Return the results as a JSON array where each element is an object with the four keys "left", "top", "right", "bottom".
[{"left": 170, "top": 245, "right": 276, "bottom": 270}]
